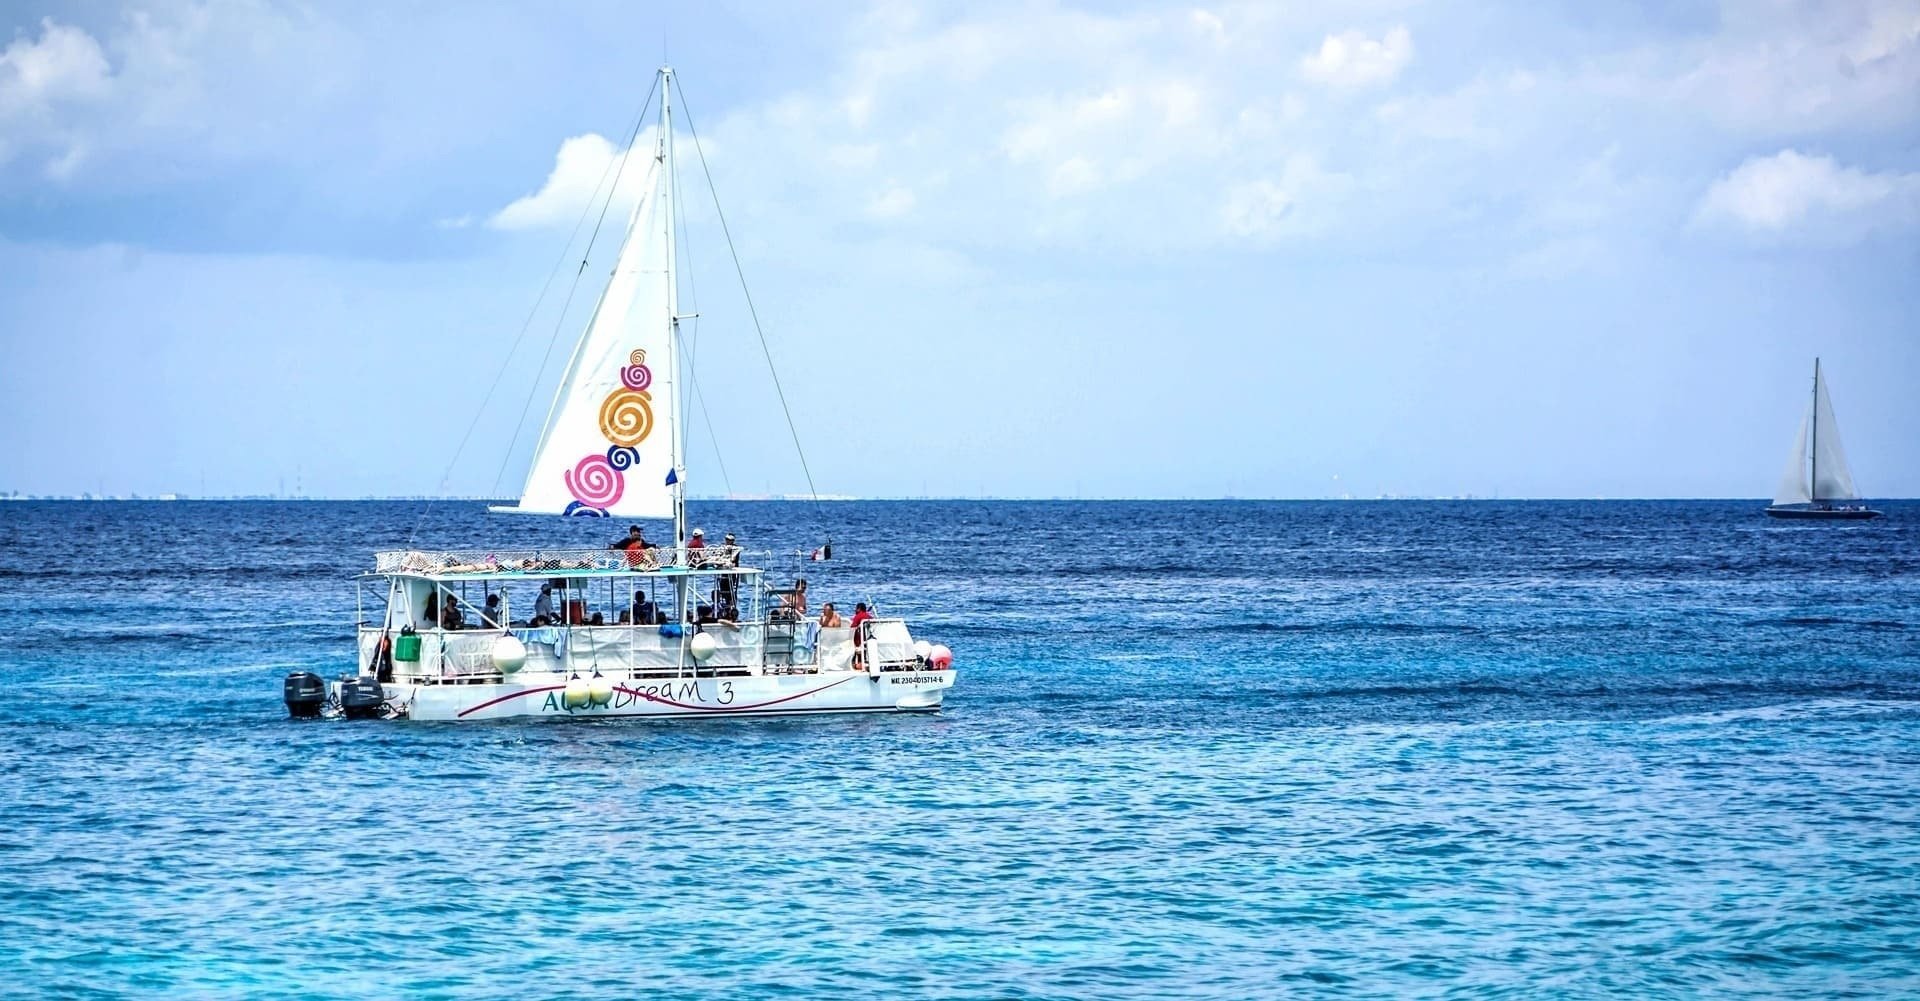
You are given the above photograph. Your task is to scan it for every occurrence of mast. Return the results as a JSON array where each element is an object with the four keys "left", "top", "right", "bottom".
[
  {"left": 662, "top": 66, "right": 686, "bottom": 548},
  {"left": 1809, "top": 357, "right": 1820, "bottom": 503}
]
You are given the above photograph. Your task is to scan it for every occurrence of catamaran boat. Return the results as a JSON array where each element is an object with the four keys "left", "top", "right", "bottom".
[
  {"left": 282, "top": 67, "right": 956, "bottom": 720},
  {"left": 1765, "top": 358, "right": 1883, "bottom": 521}
]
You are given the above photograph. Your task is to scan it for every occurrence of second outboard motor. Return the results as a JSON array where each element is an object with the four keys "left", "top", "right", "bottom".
[
  {"left": 283, "top": 672, "right": 326, "bottom": 719},
  {"left": 338, "top": 676, "right": 386, "bottom": 720}
]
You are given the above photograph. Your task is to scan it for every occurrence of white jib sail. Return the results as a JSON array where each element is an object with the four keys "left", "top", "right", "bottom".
[
  {"left": 1811, "top": 367, "right": 1859, "bottom": 502},
  {"left": 504, "top": 133, "right": 680, "bottom": 519},
  {"left": 1772, "top": 405, "right": 1812, "bottom": 507}
]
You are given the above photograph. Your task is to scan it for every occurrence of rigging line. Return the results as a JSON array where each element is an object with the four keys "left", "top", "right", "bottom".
[
  {"left": 669, "top": 126, "right": 735, "bottom": 497},
  {"left": 407, "top": 74, "right": 659, "bottom": 547},
  {"left": 495, "top": 72, "right": 662, "bottom": 506},
  {"left": 673, "top": 84, "right": 826, "bottom": 523}
]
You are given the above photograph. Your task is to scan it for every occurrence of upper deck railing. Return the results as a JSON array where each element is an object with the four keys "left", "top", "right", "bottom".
[{"left": 375, "top": 546, "right": 752, "bottom": 576}]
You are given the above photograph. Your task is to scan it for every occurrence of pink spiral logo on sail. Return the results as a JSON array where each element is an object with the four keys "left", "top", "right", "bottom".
[
  {"left": 621, "top": 364, "right": 652, "bottom": 392},
  {"left": 565, "top": 454, "right": 625, "bottom": 509}
]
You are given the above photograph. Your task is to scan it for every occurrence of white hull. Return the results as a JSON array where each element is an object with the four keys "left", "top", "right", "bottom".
[{"left": 339, "top": 668, "right": 954, "bottom": 722}]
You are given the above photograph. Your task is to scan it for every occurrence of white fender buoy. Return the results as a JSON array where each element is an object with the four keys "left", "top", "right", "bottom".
[
  {"left": 929, "top": 644, "right": 953, "bottom": 670},
  {"left": 587, "top": 674, "right": 614, "bottom": 707},
  {"left": 913, "top": 640, "right": 933, "bottom": 662},
  {"left": 491, "top": 635, "right": 528, "bottom": 674},
  {"left": 563, "top": 676, "right": 591, "bottom": 709},
  {"left": 689, "top": 632, "right": 718, "bottom": 663}
]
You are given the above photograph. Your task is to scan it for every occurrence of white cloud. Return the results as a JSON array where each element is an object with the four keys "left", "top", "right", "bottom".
[
  {"left": 489, "top": 133, "right": 645, "bottom": 230},
  {"left": 1640, "top": 1, "right": 1920, "bottom": 136},
  {"left": 1299, "top": 26, "right": 1412, "bottom": 89},
  {"left": 1695, "top": 149, "right": 1920, "bottom": 233},
  {"left": 1219, "top": 157, "right": 1351, "bottom": 242},
  {"left": 1047, "top": 156, "right": 1101, "bottom": 196},
  {"left": 1221, "top": 179, "right": 1292, "bottom": 237},
  {"left": 866, "top": 183, "right": 915, "bottom": 219},
  {"left": 0, "top": 6, "right": 360, "bottom": 183},
  {"left": 0, "top": 18, "right": 113, "bottom": 167}
]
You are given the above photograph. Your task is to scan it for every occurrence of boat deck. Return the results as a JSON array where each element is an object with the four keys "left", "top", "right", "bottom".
[{"left": 372, "top": 546, "right": 754, "bottom": 580}]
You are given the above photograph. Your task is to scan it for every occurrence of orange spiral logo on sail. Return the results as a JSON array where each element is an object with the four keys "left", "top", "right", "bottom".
[{"left": 598, "top": 388, "right": 655, "bottom": 447}]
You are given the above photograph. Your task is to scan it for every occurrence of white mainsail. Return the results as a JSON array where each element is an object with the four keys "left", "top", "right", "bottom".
[
  {"left": 495, "top": 92, "right": 681, "bottom": 522},
  {"left": 1810, "top": 365, "right": 1859, "bottom": 502},
  {"left": 1770, "top": 359, "right": 1862, "bottom": 508}
]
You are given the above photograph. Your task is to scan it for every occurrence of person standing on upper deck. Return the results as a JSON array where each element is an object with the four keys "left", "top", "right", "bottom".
[{"left": 849, "top": 601, "right": 875, "bottom": 670}]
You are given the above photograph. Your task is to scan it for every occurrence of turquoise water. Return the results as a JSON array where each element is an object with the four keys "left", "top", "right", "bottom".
[{"left": 2, "top": 500, "right": 1917, "bottom": 998}]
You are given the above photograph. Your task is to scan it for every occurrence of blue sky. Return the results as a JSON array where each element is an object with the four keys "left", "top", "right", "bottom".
[{"left": 2, "top": 0, "right": 1916, "bottom": 499}]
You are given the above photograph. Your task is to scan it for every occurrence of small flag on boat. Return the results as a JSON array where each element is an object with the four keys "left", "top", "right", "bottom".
[{"left": 664, "top": 468, "right": 679, "bottom": 486}]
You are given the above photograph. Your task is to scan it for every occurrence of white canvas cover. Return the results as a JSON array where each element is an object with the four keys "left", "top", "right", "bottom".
[{"left": 500, "top": 137, "right": 679, "bottom": 519}]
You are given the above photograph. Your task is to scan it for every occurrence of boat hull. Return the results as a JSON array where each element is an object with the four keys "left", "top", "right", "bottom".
[
  {"left": 1765, "top": 505, "right": 1883, "bottom": 521},
  {"left": 340, "top": 668, "right": 954, "bottom": 722}
]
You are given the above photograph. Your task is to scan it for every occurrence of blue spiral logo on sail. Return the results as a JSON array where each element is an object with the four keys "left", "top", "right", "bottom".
[{"left": 606, "top": 445, "right": 640, "bottom": 471}]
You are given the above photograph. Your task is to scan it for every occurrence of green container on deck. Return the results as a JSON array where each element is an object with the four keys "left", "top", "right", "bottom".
[{"left": 393, "top": 633, "right": 422, "bottom": 662}]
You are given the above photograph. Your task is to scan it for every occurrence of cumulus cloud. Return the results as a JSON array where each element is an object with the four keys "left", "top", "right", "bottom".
[
  {"left": 1695, "top": 149, "right": 1920, "bottom": 233},
  {"left": 866, "top": 183, "right": 915, "bottom": 219},
  {"left": 0, "top": 6, "right": 361, "bottom": 185},
  {"left": 0, "top": 18, "right": 110, "bottom": 110},
  {"left": 0, "top": 18, "right": 113, "bottom": 168},
  {"left": 1649, "top": 2, "right": 1920, "bottom": 136},
  {"left": 1219, "top": 158, "right": 1351, "bottom": 242},
  {"left": 1299, "top": 26, "right": 1412, "bottom": 88},
  {"left": 489, "top": 132, "right": 658, "bottom": 230}
]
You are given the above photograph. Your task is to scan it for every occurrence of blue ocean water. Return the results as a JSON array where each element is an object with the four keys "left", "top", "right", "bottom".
[{"left": 1, "top": 499, "right": 1917, "bottom": 999}]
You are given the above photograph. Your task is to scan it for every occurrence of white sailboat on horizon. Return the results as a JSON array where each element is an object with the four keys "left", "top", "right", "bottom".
[{"left": 1765, "top": 358, "right": 1882, "bottom": 521}]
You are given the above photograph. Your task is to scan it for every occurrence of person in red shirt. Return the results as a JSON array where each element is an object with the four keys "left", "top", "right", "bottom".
[
  {"left": 610, "top": 526, "right": 653, "bottom": 569},
  {"left": 849, "top": 601, "right": 875, "bottom": 670}
]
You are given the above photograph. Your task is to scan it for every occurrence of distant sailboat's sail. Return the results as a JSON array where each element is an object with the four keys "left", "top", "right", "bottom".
[
  {"left": 497, "top": 135, "right": 679, "bottom": 519},
  {"left": 1810, "top": 366, "right": 1858, "bottom": 502},
  {"left": 1772, "top": 407, "right": 1812, "bottom": 507}
]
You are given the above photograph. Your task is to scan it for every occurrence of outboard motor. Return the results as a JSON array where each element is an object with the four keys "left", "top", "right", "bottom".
[
  {"left": 283, "top": 671, "right": 326, "bottom": 719},
  {"left": 338, "top": 676, "right": 387, "bottom": 720}
]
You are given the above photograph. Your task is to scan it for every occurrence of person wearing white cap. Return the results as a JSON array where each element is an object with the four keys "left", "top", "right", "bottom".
[{"left": 688, "top": 527, "right": 706, "bottom": 551}]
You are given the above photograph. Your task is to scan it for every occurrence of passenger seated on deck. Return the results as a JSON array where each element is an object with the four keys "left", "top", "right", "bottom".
[
  {"left": 589, "top": 612, "right": 604, "bottom": 626},
  {"left": 611, "top": 525, "right": 655, "bottom": 568},
  {"left": 818, "top": 602, "right": 843, "bottom": 628},
  {"left": 482, "top": 593, "right": 502, "bottom": 628},
  {"left": 534, "top": 584, "right": 555, "bottom": 623}
]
